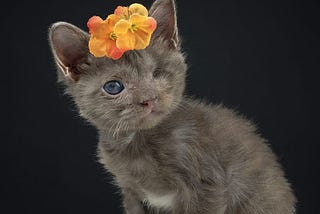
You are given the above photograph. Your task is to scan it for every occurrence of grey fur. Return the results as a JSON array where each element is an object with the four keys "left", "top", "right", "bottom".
[{"left": 48, "top": 0, "right": 296, "bottom": 213}]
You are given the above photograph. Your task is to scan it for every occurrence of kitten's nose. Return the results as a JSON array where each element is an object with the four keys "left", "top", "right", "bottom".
[{"left": 140, "top": 97, "right": 158, "bottom": 110}]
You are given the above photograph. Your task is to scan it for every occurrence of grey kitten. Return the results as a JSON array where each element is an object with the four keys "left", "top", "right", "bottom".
[{"left": 48, "top": 0, "right": 296, "bottom": 213}]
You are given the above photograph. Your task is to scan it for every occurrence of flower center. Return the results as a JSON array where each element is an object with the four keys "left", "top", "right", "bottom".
[
  {"left": 130, "top": 24, "right": 138, "bottom": 32},
  {"left": 109, "top": 32, "right": 117, "bottom": 41}
]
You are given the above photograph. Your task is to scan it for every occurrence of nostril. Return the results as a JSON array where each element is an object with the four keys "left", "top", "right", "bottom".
[
  {"left": 140, "top": 101, "right": 149, "bottom": 107},
  {"left": 140, "top": 97, "right": 158, "bottom": 108}
]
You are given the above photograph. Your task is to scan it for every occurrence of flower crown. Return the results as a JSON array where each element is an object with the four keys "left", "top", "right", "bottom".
[{"left": 87, "top": 3, "right": 157, "bottom": 60}]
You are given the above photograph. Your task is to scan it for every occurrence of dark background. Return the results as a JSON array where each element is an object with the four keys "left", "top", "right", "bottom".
[{"left": 3, "top": 0, "right": 319, "bottom": 213}]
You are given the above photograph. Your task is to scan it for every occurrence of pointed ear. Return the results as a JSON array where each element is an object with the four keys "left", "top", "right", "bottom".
[
  {"left": 49, "top": 22, "right": 90, "bottom": 81},
  {"left": 149, "top": 0, "right": 179, "bottom": 49}
]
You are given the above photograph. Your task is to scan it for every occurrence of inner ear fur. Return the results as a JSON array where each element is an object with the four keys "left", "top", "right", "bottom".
[
  {"left": 49, "top": 22, "right": 90, "bottom": 81},
  {"left": 149, "top": 0, "right": 179, "bottom": 49}
]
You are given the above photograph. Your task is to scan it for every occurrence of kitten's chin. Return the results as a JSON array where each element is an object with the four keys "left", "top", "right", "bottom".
[
  {"left": 137, "top": 110, "right": 167, "bottom": 130},
  {"left": 91, "top": 107, "right": 168, "bottom": 134},
  {"left": 136, "top": 97, "right": 182, "bottom": 130}
]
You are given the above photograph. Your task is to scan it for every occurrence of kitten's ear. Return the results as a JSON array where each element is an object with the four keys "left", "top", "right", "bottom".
[
  {"left": 49, "top": 22, "right": 90, "bottom": 81},
  {"left": 149, "top": 0, "right": 179, "bottom": 49}
]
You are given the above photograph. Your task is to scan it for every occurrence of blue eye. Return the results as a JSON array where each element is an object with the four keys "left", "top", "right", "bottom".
[{"left": 103, "top": 80, "right": 124, "bottom": 95}]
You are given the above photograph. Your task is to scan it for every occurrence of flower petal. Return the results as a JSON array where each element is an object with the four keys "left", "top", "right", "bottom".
[
  {"left": 103, "top": 37, "right": 125, "bottom": 59},
  {"left": 126, "top": 15, "right": 157, "bottom": 49},
  {"left": 87, "top": 16, "right": 103, "bottom": 34},
  {"left": 114, "top": 19, "right": 137, "bottom": 50},
  {"left": 107, "top": 46, "right": 125, "bottom": 60},
  {"left": 130, "top": 15, "right": 157, "bottom": 34},
  {"left": 90, "top": 14, "right": 120, "bottom": 40},
  {"left": 114, "top": 6, "right": 129, "bottom": 19},
  {"left": 105, "top": 14, "right": 121, "bottom": 32},
  {"left": 114, "top": 19, "right": 131, "bottom": 35},
  {"left": 133, "top": 33, "right": 149, "bottom": 49},
  {"left": 134, "top": 30, "right": 153, "bottom": 50},
  {"left": 116, "top": 32, "right": 136, "bottom": 50},
  {"left": 89, "top": 36, "right": 125, "bottom": 59},
  {"left": 129, "top": 3, "right": 148, "bottom": 16},
  {"left": 88, "top": 37, "right": 107, "bottom": 57},
  {"left": 146, "top": 17, "right": 157, "bottom": 32},
  {"left": 129, "top": 14, "right": 147, "bottom": 24}
]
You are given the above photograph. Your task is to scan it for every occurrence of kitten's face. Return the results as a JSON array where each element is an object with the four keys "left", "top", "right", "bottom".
[
  {"left": 49, "top": 0, "right": 186, "bottom": 135},
  {"left": 73, "top": 45, "right": 186, "bottom": 134}
]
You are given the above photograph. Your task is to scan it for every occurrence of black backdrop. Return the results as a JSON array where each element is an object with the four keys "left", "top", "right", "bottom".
[{"left": 3, "top": 0, "right": 319, "bottom": 213}]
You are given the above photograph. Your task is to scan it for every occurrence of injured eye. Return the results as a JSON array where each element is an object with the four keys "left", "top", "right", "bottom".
[{"left": 153, "top": 67, "right": 162, "bottom": 78}]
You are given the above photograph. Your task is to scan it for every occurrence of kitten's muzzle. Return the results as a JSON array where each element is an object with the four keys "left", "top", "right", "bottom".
[{"left": 140, "top": 97, "right": 159, "bottom": 111}]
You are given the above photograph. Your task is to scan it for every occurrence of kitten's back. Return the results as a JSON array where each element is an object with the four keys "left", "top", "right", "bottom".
[{"left": 151, "top": 98, "right": 296, "bottom": 213}]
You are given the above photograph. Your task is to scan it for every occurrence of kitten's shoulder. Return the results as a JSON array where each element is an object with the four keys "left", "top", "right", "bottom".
[
  {"left": 180, "top": 97, "right": 254, "bottom": 122},
  {"left": 171, "top": 97, "right": 260, "bottom": 138}
]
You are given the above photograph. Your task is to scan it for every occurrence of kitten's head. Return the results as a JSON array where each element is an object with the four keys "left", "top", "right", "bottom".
[{"left": 49, "top": 0, "right": 187, "bottom": 135}]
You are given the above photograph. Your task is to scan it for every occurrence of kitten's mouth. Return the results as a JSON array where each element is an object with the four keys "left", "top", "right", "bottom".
[
  {"left": 140, "top": 97, "right": 164, "bottom": 117},
  {"left": 140, "top": 104, "right": 166, "bottom": 124},
  {"left": 137, "top": 108, "right": 165, "bottom": 130},
  {"left": 149, "top": 109, "right": 164, "bottom": 116},
  {"left": 135, "top": 97, "right": 171, "bottom": 129},
  {"left": 143, "top": 107, "right": 163, "bottom": 117}
]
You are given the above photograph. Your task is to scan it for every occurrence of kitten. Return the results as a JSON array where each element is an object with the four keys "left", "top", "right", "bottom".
[{"left": 48, "top": 0, "right": 296, "bottom": 213}]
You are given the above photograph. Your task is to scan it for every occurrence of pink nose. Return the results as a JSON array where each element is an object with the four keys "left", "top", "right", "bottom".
[{"left": 140, "top": 97, "right": 158, "bottom": 109}]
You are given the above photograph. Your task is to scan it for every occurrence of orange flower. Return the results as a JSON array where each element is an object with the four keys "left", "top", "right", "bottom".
[
  {"left": 87, "top": 3, "right": 157, "bottom": 59},
  {"left": 87, "top": 15, "right": 125, "bottom": 60}
]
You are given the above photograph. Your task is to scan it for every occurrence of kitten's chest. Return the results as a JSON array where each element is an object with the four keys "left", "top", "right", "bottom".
[
  {"left": 119, "top": 158, "right": 176, "bottom": 209},
  {"left": 98, "top": 135, "right": 163, "bottom": 182},
  {"left": 98, "top": 137, "right": 177, "bottom": 209},
  {"left": 142, "top": 189, "right": 176, "bottom": 210}
]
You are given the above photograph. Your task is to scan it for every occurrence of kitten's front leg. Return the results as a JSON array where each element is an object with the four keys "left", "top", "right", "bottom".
[{"left": 123, "top": 188, "right": 145, "bottom": 214}]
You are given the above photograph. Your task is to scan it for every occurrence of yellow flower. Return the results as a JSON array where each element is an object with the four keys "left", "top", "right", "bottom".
[
  {"left": 114, "top": 4, "right": 157, "bottom": 50},
  {"left": 114, "top": 14, "right": 157, "bottom": 50},
  {"left": 87, "top": 15, "right": 126, "bottom": 60}
]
